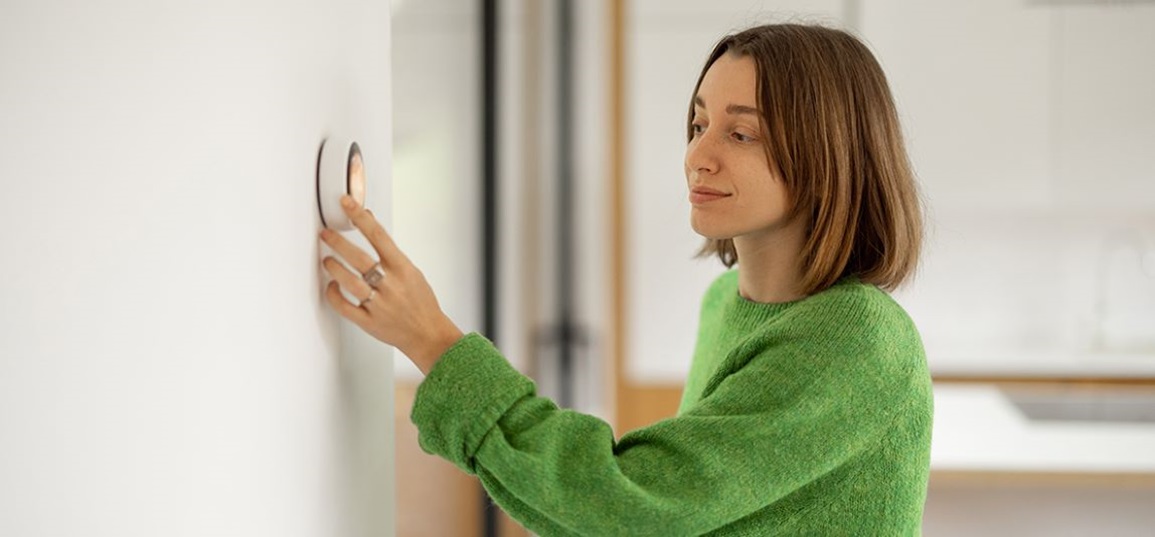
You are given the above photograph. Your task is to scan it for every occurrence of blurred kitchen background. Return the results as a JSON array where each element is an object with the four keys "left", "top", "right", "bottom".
[{"left": 389, "top": 0, "right": 1155, "bottom": 535}]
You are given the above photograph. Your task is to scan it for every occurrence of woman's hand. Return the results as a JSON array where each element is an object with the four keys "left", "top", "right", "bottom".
[{"left": 319, "top": 195, "right": 463, "bottom": 375}]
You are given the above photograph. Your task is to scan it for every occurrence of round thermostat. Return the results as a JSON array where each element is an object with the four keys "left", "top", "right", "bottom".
[{"left": 316, "top": 137, "right": 366, "bottom": 230}]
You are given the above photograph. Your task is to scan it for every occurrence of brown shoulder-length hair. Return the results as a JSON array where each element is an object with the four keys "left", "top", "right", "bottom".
[{"left": 690, "top": 24, "right": 923, "bottom": 294}]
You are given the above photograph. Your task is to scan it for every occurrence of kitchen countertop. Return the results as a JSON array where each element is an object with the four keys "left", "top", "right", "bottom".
[
  {"left": 928, "top": 349, "right": 1155, "bottom": 379},
  {"left": 931, "top": 382, "right": 1155, "bottom": 474}
]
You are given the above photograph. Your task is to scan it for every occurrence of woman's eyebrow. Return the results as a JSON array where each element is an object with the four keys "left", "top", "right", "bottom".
[{"left": 693, "top": 95, "right": 759, "bottom": 116}]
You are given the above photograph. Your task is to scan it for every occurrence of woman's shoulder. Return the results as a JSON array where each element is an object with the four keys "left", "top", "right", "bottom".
[
  {"left": 803, "top": 276, "right": 912, "bottom": 321},
  {"left": 787, "top": 277, "right": 923, "bottom": 353}
]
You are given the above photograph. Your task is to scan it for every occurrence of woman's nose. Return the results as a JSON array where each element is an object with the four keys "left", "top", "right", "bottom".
[{"left": 685, "top": 133, "right": 719, "bottom": 175}]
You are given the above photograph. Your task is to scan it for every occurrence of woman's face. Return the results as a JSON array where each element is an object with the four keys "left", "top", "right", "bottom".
[{"left": 685, "top": 53, "right": 793, "bottom": 242}]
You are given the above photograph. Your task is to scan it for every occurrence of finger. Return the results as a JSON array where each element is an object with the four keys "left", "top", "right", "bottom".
[
  {"left": 340, "top": 196, "right": 405, "bottom": 269},
  {"left": 320, "top": 226, "right": 378, "bottom": 274},
  {"left": 322, "top": 256, "right": 375, "bottom": 300},
  {"left": 325, "top": 281, "right": 373, "bottom": 325}
]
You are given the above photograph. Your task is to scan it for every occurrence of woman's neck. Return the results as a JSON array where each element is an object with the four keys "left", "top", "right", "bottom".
[{"left": 733, "top": 222, "right": 807, "bottom": 304}]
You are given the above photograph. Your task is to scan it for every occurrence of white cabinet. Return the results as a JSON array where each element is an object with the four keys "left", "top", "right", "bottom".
[
  {"left": 1052, "top": 5, "right": 1155, "bottom": 210},
  {"left": 861, "top": 2, "right": 1155, "bottom": 376},
  {"left": 861, "top": 1, "right": 1053, "bottom": 211},
  {"left": 862, "top": 1, "right": 1155, "bottom": 213}
]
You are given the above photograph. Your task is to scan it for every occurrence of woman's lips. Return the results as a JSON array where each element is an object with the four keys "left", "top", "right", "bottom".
[{"left": 689, "top": 188, "right": 731, "bottom": 205}]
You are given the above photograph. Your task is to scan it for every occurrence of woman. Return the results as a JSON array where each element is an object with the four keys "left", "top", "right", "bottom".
[{"left": 321, "top": 23, "right": 931, "bottom": 536}]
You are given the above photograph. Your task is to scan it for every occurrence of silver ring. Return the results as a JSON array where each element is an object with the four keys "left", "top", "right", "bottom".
[
  {"left": 362, "top": 263, "right": 385, "bottom": 287},
  {"left": 360, "top": 289, "right": 377, "bottom": 307}
]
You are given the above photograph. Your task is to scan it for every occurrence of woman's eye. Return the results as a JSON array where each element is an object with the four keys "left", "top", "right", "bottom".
[
  {"left": 732, "top": 132, "right": 756, "bottom": 143},
  {"left": 691, "top": 123, "right": 705, "bottom": 135}
]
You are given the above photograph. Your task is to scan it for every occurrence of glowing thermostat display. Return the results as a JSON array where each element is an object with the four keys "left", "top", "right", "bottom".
[{"left": 316, "top": 137, "right": 366, "bottom": 230}]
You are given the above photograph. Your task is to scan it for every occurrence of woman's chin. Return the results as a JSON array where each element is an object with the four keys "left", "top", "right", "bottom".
[{"left": 690, "top": 218, "right": 733, "bottom": 240}]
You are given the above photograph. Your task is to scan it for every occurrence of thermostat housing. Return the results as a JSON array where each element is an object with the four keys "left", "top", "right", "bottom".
[{"left": 316, "top": 137, "right": 366, "bottom": 230}]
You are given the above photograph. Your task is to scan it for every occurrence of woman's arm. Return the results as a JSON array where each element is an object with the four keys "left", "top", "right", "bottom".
[
  {"left": 411, "top": 331, "right": 915, "bottom": 536},
  {"left": 320, "top": 198, "right": 923, "bottom": 535}
]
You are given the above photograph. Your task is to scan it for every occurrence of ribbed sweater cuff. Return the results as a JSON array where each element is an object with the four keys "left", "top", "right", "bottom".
[{"left": 410, "top": 332, "right": 534, "bottom": 474}]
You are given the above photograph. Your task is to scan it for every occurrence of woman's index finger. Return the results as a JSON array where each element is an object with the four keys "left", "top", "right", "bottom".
[{"left": 341, "top": 196, "right": 404, "bottom": 268}]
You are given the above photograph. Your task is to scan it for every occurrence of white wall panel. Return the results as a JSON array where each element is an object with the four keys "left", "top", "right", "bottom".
[{"left": 0, "top": 1, "right": 394, "bottom": 535}]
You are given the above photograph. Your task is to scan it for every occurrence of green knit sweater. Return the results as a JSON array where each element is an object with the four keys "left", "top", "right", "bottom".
[{"left": 411, "top": 270, "right": 933, "bottom": 535}]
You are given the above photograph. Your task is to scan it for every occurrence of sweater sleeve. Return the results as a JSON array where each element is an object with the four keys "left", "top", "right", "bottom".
[{"left": 410, "top": 330, "right": 912, "bottom": 536}]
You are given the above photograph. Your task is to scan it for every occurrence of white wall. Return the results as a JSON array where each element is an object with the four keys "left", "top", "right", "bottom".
[{"left": 0, "top": 1, "right": 394, "bottom": 535}]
